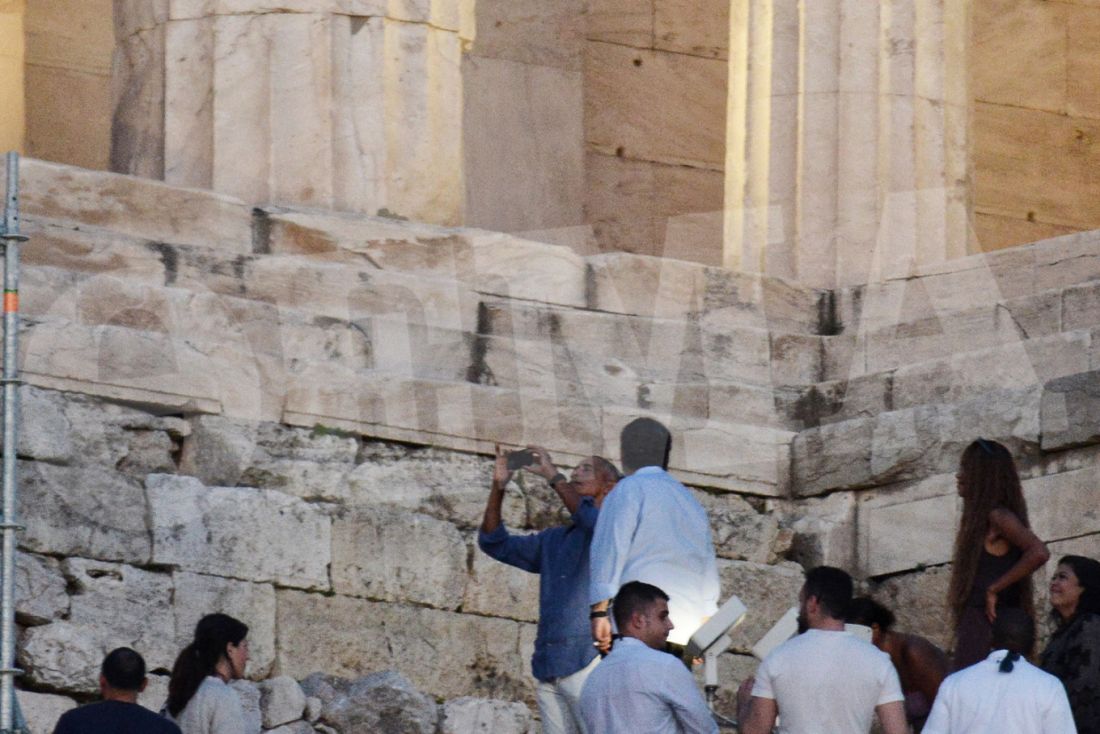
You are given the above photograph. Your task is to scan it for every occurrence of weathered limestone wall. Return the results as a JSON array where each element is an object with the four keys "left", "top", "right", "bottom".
[
  {"left": 584, "top": 0, "right": 728, "bottom": 264},
  {"left": 972, "top": 0, "right": 1100, "bottom": 251},
  {"left": 23, "top": 0, "right": 113, "bottom": 170},
  {"left": 9, "top": 157, "right": 1100, "bottom": 729}
]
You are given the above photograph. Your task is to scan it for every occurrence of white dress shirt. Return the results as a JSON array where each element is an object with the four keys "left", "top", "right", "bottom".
[
  {"left": 579, "top": 637, "right": 718, "bottom": 734},
  {"left": 923, "top": 650, "right": 1077, "bottom": 734},
  {"left": 588, "top": 466, "right": 720, "bottom": 644}
]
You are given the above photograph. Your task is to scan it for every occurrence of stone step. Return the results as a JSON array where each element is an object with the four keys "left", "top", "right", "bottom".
[
  {"left": 790, "top": 384, "right": 1041, "bottom": 497},
  {"left": 788, "top": 329, "right": 1092, "bottom": 429},
  {"left": 19, "top": 157, "right": 253, "bottom": 254}
]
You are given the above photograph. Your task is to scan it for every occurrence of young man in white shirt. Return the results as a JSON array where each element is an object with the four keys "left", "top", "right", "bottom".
[
  {"left": 579, "top": 581, "right": 718, "bottom": 734},
  {"left": 738, "top": 566, "right": 909, "bottom": 734},
  {"left": 923, "top": 608, "right": 1076, "bottom": 734},
  {"left": 588, "top": 418, "right": 720, "bottom": 652}
]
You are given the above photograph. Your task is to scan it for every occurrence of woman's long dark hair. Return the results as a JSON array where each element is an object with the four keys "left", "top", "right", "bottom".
[
  {"left": 948, "top": 439, "right": 1033, "bottom": 628},
  {"left": 167, "top": 613, "right": 248, "bottom": 717},
  {"left": 1056, "top": 555, "right": 1100, "bottom": 621}
]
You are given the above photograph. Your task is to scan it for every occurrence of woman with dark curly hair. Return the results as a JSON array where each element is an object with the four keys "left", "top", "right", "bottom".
[
  {"left": 947, "top": 438, "right": 1049, "bottom": 671},
  {"left": 166, "top": 613, "right": 250, "bottom": 734},
  {"left": 1041, "top": 554, "right": 1100, "bottom": 734}
]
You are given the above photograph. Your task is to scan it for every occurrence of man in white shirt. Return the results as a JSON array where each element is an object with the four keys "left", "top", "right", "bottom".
[
  {"left": 923, "top": 608, "right": 1077, "bottom": 734},
  {"left": 579, "top": 581, "right": 718, "bottom": 734},
  {"left": 588, "top": 418, "right": 720, "bottom": 651},
  {"left": 738, "top": 566, "right": 909, "bottom": 734}
]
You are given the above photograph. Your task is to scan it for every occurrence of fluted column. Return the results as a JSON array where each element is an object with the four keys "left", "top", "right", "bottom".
[
  {"left": 723, "top": 0, "right": 970, "bottom": 288},
  {"left": 112, "top": 1, "right": 468, "bottom": 226}
]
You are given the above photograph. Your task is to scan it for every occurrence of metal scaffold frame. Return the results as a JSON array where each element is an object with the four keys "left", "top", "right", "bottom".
[{"left": 1, "top": 152, "right": 29, "bottom": 734}]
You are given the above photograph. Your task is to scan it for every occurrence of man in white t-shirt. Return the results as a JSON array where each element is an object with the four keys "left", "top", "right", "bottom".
[
  {"left": 737, "top": 566, "right": 908, "bottom": 734},
  {"left": 923, "top": 608, "right": 1076, "bottom": 734}
]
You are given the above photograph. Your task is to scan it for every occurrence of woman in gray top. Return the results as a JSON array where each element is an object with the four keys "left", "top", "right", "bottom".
[{"left": 166, "top": 614, "right": 250, "bottom": 734}]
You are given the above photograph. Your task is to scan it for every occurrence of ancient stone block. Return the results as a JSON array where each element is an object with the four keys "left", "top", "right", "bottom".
[
  {"left": 717, "top": 560, "right": 805, "bottom": 654},
  {"left": 440, "top": 697, "right": 534, "bottom": 734},
  {"left": 791, "top": 418, "right": 873, "bottom": 496},
  {"left": 871, "top": 566, "right": 953, "bottom": 652},
  {"left": 172, "top": 572, "right": 277, "bottom": 679},
  {"left": 585, "top": 252, "right": 708, "bottom": 318},
  {"left": 972, "top": 0, "right": 1066, "bottom": 112},
  {"left": 19, "top": 622, "right": 106, "bottom": 693},
  {"left": 584, "top": 152, "right": 724, "bottom": 264},
  {"left": 259, "top": 676, "right": 307, "bottom": 728},
  {"left": 857, "top": 474, "right": 958, "bottom": 577},
  {"left": 769, "top": 491, "right": 858, "bottom": 571},
  {"left": 464, "top": 537, "right": 540, "bottom": 623},
  {"left": 672, "top": 421, "right": 793, "bottom": 496},
  {"left": 15, "top": 553, "right": 68, "bottom": 626},
  {"left": 654, "top": 0, "right": 730, "bottom": 59},
  {"left": 1040, "top": 370, "right": 1100, "bottom": 450},
  {"left": 18, "top": 385, "right": 73, "bottom": 462},
  {"left": 62, "top": 558, "right": 177, "bottom": 671},
  {"left": 20, "top": 159, "right": 251, "bottom": 252},
  {"left": 463, "top": 57, "right": 584, "bottom": 243},
  {"left": 16, "top": 689, "right": 76, "bottom": 734},
  {"left": 138, "top": 673, "right": 170, "bottom": 713},
  {"left": 585, "top": 41, "right": 726, "bottom": 168},
  {"left": 301, "top": 671, "right": 438, "bottom": 734},
  {"left": 586, "top": 0, "right": 652, "bottom": 47},
  {"left": 330, "top": 506, "right": 468, "bottom": 610},
  {"left": 19, "top": 462, "right": 151, "bottom": 564},
  {"left": 693, "top": 491, "right": 782, "bottom": 563},
  {"left": 1025, "top": 465, "right": 1100, "bottom": 547},
  {"left": 264, "top": 722, "right": 313, "bottom": 734},
  {"left": 147, "top": 474, "right": 331, "bottom": 590},
  {"left": 276, "top": 591, "right": 530, "bottom": 702},
  {"left": 467, "top": 0, "right": 584, "bottom": 70}
]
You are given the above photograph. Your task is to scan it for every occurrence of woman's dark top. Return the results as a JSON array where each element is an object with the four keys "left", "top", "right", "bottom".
[
  {"left": 953, "top": 548, "right": 1024, "bottom": 670},
  {"left": 1041, "top": 611, "right": 1100, "bottom": 734}
]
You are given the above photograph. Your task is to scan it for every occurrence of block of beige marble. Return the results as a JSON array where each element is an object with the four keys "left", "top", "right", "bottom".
[
  {"left": 173, "top": 571, "right": 278, "bottom": 679},
  {"left": 164, "top": 16, "right": 214, "bottom": 188},
  {"left": 871, "top": 566, "right": 952, "bottom": 651},
  {"left": 62, "top": 558, "right": 177, "bottom": 671},
  {"left": 584, "top": 152, "right": 724, "bottom": 264},
  {"left": 462, "top": 56, "right": 584, "bottom": 239},
  {"left": 1068, "top": 5, "right": 1100, "bottom": 119},
  {"left": 463, "top": 539, "right": 540, "bottom": 624},
  {"left": 717, "top": 560, "right": 805, "bottom": 653},
  {"left": 275, "top": 591, "right": 531, "bottom": 701},
  {"left": 586, "top": 0, "right": 652, "bottom": 47},
  {"left": 972, "top": 0, "right": 1066, "bottom": 111},
  {"left": 973, "top": 102, "right": 1100, "bottom": 230},
  {"left": 585, "top": 251, "right": 708, "bottom": 318},
  {"left": 147, "top": 474, "right": 332, "bottom": 590},
  {"left": 654, "top": 0, "right": 729, "bottom": 59},
  {"left": 973, "top": 211, "right": 1079, "bottom": 253},
  {"left": 20, "top": 158, "right": 251, "bottom": 252},
  {"left": 585, "top": 41, "right": 726, "bottom": 168},
  {"left": 331, "top": 507, "right": 468, "bottom": 610},
  {"left": 466, "top": 0, "right": 584, "bottom": 70},
  {"left": 857, "top": 474, "right": 958, "bottom": 577}
]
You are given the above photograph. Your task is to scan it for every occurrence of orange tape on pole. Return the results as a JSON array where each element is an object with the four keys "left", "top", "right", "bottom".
[{"left": 2, "top": 292, "right": 16, "bottom": 313}]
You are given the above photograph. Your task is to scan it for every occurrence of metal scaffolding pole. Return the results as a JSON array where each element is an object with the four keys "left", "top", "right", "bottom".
[{"left": 0, "top": 152, "right": 28, "bottom": 734}]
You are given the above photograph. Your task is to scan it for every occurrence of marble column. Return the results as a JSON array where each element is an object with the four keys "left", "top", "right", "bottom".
[
  {"left": 723, "top": 0, "right": 970, "bottom": 288},
  {"left": 0, "top": 0, "right": 25, "bottom": 153},
  {"left": 112, "top": 0, "right": 468, "bottom": 226}
]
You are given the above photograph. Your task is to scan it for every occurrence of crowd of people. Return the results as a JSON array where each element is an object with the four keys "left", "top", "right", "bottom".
[{"left": 48, "top": 424, "right": 1100, "bottom": 734}]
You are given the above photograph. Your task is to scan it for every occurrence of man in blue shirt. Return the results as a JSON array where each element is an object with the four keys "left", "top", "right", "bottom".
[
  {"left": 479, "top": 444, "right": 620, "bottom": 734},
  {"left": 52, "top": 647, "right": 182, "bottom": 734}
]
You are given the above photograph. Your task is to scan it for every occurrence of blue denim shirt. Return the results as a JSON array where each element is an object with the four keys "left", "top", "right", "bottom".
[{"left": 477, "top": 498, "right": 599, "bottom": 681}]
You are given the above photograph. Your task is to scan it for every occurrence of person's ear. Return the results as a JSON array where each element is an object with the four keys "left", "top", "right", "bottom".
[{"left": 98, "top": 674, "right": 108, "bottom": 693}]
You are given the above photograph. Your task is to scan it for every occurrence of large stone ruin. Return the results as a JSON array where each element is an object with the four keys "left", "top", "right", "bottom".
[{"left": 5, "top": 156, "right": 1100, "bottom": 731}]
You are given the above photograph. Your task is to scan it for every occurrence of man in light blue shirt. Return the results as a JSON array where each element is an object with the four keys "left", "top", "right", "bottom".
[
  {"left": 579, "top": 581, "right": 718, "bottom": 734},
  {"left": 588, "top": 418, "right": 720, "bottom": 650}
]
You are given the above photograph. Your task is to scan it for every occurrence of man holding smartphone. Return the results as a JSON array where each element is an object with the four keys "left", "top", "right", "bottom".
[{"left": 478, "top": 444, "right": 620, "bottom": 734}]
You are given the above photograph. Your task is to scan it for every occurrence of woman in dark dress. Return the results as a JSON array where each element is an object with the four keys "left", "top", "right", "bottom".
[
  {"left": 947, "top": 438, "right": 1049, "bottom": 670},
  {"left": 1041, "top": 555, "right": 1100, "bottom": 734}
]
